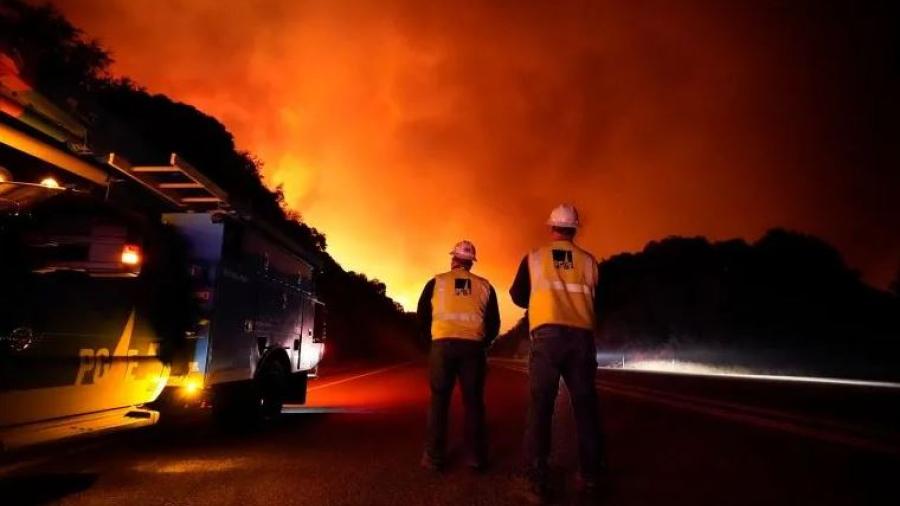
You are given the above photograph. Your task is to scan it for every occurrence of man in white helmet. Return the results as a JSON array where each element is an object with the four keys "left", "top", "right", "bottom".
[
  {"left": 509, "top": 204, "right": 605, "bottom": 498},
  {"left": 417, "top": 240, "right": 500, "bottom": 472}
]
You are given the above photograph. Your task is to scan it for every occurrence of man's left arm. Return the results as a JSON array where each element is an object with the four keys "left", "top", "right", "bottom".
[
  {"left": 483, "top": 286, "right": 501, "bottom": 347},
  {"left": 509, "top": 256, "right": 530, "bottom": 309},
  {"left": 417, "top": 279, "right": 436, "bottom": 342}
]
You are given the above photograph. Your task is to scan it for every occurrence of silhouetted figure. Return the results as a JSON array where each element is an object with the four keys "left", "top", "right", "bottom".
[
  {"left": 510, "top": 204, "right": 605, "bottom": 500},
  {"left": 417, "top": 241, "right": 500, "bottom": 472}
]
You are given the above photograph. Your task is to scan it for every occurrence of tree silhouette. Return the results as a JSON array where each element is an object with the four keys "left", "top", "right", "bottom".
[
  {"left": 493, "top": 230, "right": 900, "bottom": 380},
  {"left": 0, "top": 0, "right": 420, "bottom": 362},
  {"left": 0, "top": 1, "right": 110, "bottom": 100}
]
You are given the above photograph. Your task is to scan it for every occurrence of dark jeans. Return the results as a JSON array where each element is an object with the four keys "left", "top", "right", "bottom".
[
  {"left": 425, "top": 339, "right": 488, "bottom": 464},
  {"left": 523, "top": 325, "right": 604, "bottom": 480}
]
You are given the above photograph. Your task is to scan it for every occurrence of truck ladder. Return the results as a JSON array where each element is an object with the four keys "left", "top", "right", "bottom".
[{"left": 106, "top": 152, "right": 229, "bottom": 210}]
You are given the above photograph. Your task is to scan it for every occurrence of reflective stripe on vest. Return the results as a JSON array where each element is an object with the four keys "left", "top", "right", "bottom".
[
  {"left": 527, "top": 241, "right": 597, "bottom": 331},
  {"left": 431, "top": 269, "right": 490, "bottom": 341}
]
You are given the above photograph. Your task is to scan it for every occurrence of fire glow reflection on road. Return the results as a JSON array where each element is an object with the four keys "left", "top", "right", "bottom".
[
  {"left": 300, "top": 362, "right": 424, "bottom": 411},
  {"left": 132, "top": 457, "right": 248, "bottom": 474}
]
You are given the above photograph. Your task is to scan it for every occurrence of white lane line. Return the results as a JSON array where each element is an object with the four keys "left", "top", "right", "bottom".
[
  {"left": 491, "top": 361, "right": 528, "bottom": 374},
  {"left": 600, "top": 367, "right": 900, "bottom": 390},
  {"left": 491, "top": 358, "right": 900, "bottom": 390},
  {"left": 307, "top": 361, "right": 414, "bottom": 392},
  {"left": 281, "top": 407, "right": 377, "bottom": 414}
]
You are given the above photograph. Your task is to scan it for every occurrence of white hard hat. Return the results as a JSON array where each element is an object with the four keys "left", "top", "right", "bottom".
[
  {"left": 546, "top": 203, "right": 580, "bottom": 228},
  {"left": 449, "top": 240, "right": 477, "bottom": 261}
]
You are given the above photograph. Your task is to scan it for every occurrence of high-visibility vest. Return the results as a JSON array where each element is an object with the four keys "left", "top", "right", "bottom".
[
  {"left": 527, "top": 240, "right": 598, "bottom": 332},
  {"left": 431, "top": 268, "right": 491, "bottom": 341}
]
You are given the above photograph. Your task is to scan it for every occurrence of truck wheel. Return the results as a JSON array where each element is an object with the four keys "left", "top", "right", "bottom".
[{"left": 258, "top": 359, "right": 288, "bottom": 419}]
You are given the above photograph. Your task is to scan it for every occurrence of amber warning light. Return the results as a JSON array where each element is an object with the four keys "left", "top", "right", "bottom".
[
  {"left": 121, "top": 244, "right": 141, "bottom": 266},
  {"left": 40, "top": 177, "right": 60, "bottom": 188}
]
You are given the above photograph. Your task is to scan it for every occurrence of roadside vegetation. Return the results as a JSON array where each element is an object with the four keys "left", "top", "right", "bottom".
[{"left": 494, "top": 231, "right": 900, "bottom": 380}]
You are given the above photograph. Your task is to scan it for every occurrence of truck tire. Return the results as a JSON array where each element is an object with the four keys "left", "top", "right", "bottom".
[{"left": 257, "top": 358, "right": 288, "bottom": 419}]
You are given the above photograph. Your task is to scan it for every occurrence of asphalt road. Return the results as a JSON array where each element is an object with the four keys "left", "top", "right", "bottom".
[{"left": 2, "top": 360, "right": 898, "bottom": 505}]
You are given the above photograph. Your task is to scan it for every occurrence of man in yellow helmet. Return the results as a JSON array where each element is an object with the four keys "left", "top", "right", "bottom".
[
  {"left": 510, "top": 204, "right": 605, "bottom": 498},
  {"left": 417, "top": 240, "right": 500, "bottom": 472}
]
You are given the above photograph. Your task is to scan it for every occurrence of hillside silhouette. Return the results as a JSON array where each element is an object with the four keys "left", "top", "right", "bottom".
[
  {"left": 494, "top": 231, "right": 900, "bottom": 380},
  {"left": 0, "top": 1, "right": 420, "bottom": 362}
]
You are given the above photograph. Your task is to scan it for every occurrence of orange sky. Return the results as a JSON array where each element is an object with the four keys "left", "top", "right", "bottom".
[{"left": 53, "top": 0, "right": 899, "bottom": 328}]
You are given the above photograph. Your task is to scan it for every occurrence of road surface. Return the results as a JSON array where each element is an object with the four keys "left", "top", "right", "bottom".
[{"left": 1, "top": 360, "right": 898, "bottom": 505}]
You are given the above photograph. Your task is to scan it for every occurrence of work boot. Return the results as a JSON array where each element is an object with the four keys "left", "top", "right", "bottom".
[{"left": 419, "top": 452, "right": 443, "bottom": 472}]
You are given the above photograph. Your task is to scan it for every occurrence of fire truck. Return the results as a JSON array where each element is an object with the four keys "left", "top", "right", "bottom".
[{"left": 0, "top": 62, "right": 326, "bottom": 449}]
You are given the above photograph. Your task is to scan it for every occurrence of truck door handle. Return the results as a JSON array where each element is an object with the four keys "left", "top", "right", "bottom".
[{"left": 293, "top": 339, "right": 301, "bottom": 351}]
